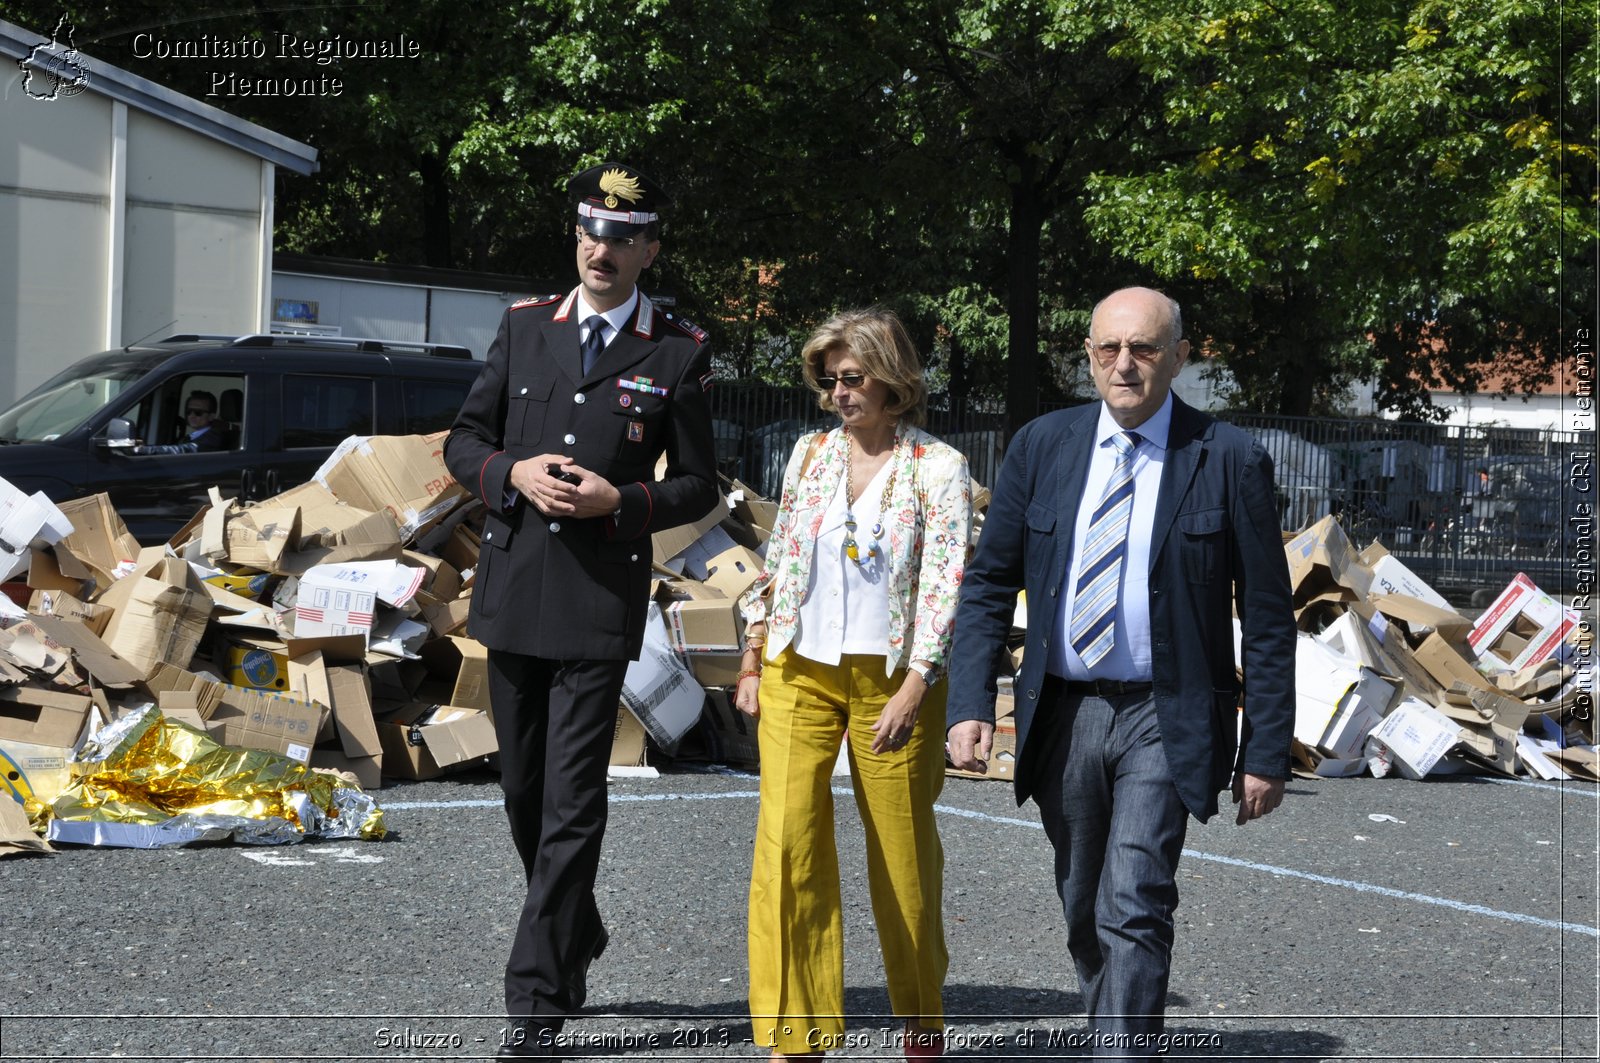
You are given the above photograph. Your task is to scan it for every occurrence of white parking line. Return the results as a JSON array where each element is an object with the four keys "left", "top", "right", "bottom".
[{"left": 383, "top": 785, "right": 1599, "bottom": 939}]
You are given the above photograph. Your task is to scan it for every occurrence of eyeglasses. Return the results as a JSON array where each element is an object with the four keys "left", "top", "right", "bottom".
[
  {"left": 576, "top": 227, "right": 639, "bottom": 250},
  {"left": 1090, "top": 341, "right": 1169, "bottom": 363},
  {"left": 185, "top": 407, "right": 211, "bottom": 417},
  {"left": 816, "top": 372, "right": 868, "bottom": 390}
]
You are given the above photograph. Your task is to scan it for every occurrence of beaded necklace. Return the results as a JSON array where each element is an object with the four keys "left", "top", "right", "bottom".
[{"left": 842, "top": 424, "right": 899, "bottom": 565}]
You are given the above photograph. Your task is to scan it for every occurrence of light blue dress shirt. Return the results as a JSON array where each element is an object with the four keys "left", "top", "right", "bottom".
[{"left": 1050, "top": 394, "right": 1175, "bottom": 682}]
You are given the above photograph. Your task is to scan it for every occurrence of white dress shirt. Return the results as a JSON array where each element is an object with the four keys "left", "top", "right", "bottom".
[
  {"left": 793, "top": 460, "right": 893, "bottom": 665},
  {"left": 576, "top": 289, "right": 638, "bottom": 350},
  {"left": 1050, "top": 394, "right": 1175, "bottom": 681}
]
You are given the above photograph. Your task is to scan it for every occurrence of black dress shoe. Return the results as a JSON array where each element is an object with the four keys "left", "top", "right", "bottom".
[
  {"left": 566, "top": 925, "right": 609, "bottom": 1010},
  {"left": 497, "top": 1020, "right": 556, "bottom": 1057}
]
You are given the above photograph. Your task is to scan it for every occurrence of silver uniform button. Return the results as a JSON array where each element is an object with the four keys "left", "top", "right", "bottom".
[
  {"left": 631, "top": 554, "right": 639, "bottom": 561},
  {"left": 549, "top": 522, "right": 561, "bottom": 532},
  {"left": 519, "top": 387, "right": 528, "bottom": 395},
  {"left": 564, "top": 433, "right": 576, "bottom": 445},
  {"left": 574, "top": 393, "right": 586, "bottom": 404},
  {"left": 484, "top": 531, "right": 493, "bottom": 541}
]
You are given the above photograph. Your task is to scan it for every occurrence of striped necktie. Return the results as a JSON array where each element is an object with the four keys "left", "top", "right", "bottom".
[
  {"left": 1069, "top": 430, "right": 1141, "bottom": 668},
  {"left": 580, "top": 316, "right": 606, "bottom": 375}
]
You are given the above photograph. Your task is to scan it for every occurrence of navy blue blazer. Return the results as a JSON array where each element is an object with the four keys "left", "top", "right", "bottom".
[{"left": 947, "top": 396, "right": 1295, "bottom": 822}]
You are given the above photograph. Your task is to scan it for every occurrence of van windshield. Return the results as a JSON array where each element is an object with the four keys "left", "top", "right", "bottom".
[{"left": 0, "top": 360, "right": 147, "bottom": 442}]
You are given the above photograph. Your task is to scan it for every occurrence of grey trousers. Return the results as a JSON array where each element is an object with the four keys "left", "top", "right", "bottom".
[{"left": 1033, "top": 680, "right": 1189, "bottom": 1060}]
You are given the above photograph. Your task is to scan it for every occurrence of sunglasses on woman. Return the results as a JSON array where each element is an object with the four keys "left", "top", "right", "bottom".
[{"left": 815, "top": 372, "right": 867, "bottom": 390}]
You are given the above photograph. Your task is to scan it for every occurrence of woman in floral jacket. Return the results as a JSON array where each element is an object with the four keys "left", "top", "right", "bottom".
[{"left": 736, "top": 308, "right": 972, "bottom": 1060}]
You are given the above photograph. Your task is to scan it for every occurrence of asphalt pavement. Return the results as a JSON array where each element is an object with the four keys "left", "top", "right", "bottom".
[{"left": 1, "top": 766, "right": 1596, "bottom": 1061}]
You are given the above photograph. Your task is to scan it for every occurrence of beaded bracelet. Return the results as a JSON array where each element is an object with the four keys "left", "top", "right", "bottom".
[{"left": 736, "top": 669, "right": 763, "bottom": 685}]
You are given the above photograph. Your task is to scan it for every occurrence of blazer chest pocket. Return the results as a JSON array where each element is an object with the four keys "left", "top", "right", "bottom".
[
  {"left": 508, "top": 373, "right": 554, "bottom": 446},
  {"left": 1179, "top": 507, "right": 1227, "bottom": 584}
]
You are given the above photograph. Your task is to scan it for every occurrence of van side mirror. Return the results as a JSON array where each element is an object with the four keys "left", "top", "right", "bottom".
[{"left": 97, "top": 417, "right": 134, "bottom": 448}]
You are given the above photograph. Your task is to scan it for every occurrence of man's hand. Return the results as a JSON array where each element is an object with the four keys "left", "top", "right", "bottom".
[
  {"left": 1231, "top": 771, "right": 1285, "bottom": 825},
  {"left": 509, "top": 455, "right": 622, "bottom": 518},
  {"left": 946, "top": 720, "right": 994, "bottom": 773}
]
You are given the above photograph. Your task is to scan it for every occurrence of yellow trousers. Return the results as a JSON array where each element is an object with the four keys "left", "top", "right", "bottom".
[{"left": 748, "top": 650, "right": 948, "bottom": 1053}]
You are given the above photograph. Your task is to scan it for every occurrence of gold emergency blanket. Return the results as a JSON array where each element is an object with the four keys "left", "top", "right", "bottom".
[{"left": 42, "top": 704, "right": 384, "bottom": 847}]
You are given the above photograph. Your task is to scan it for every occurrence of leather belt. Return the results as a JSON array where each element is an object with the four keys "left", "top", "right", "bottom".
[{"left": 1063, "top": 679, "right": 1154, "bottom": 698}]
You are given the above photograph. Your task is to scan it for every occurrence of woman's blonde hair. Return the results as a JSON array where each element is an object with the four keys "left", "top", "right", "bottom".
[{"left": 800, "top": 307, "right": 928, "bottom": 427}]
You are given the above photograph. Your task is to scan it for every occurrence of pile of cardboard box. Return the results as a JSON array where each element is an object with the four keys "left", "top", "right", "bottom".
[
  {"left": 0, "top": 436, "right": 806, "bottom": 853},
  {"left": 4, "top": 434, "right": 1588, "bottom": 854},
  {"left": 1278, "top": 516, "right": 1593, "bottom": 781}
]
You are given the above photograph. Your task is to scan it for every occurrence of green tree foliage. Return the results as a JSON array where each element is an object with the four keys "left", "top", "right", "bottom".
[
  {"left": 3, "top": 0, "right": 1588, "bottom": 421},
  {"left": 1086, "top": 0, "right": 1596, "bottom": 417}
]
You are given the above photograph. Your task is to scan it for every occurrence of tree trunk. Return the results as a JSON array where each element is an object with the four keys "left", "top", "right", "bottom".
[
  {"left": 418, "top": 151, "right": 453, "bottom": 268},
  {"left": 1005, "top": 174, "right": 1044, "bottom": 441}
]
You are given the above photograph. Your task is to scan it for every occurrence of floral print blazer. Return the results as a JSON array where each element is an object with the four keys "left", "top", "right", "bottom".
[{"left": 738, "top": 424, "right": 973, "bottom": 677}]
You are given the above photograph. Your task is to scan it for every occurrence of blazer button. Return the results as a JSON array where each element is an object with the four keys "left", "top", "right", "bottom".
[
  {"left": 519, "top": 386, "right": 528, "bottom": 395},
  {"left": 1027, "top": 689, "right": 1037, "bottom": 700},
  {"left": 549, "top": 522, "right": 561, "bottom": 532},
  {"left": 631, "top": 554, "right": 639, "bottom": 562},
  {"left": 484, "top": 531, "right": 493, "bottom": 541},
  {"left": 1049, "top": 586, "right": 1058, "bottom": 597},
  {"left": 574, "top": 393, "right": 587, "bottom": 404},
  {"left": 564, "top": 433, "right": 576, "bottom": 445}
]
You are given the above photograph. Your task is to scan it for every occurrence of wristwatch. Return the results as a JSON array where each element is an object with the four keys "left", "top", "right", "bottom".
[{"left": 909, "top": 661, "right": 938, "bottom": 688}]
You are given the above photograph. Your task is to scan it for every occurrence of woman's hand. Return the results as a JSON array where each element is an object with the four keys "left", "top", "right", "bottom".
[
  {"left": 870, "top": 676, "right": 927, "bottom": 754},
  {"left": 734, "top": 641, "right": 764, "bottom": 718},
  {"left": 734, "top": 671, "right": 762, "bottom": 718}
]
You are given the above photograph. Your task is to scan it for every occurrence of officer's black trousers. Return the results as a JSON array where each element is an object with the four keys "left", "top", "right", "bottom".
[{"left": 487, "top": 649, "right": 627, "bottom": 1024}]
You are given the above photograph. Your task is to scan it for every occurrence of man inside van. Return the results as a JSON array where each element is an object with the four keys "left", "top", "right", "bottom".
[{"left": 131, "top": 390, "right": 227, "bottom": 454}]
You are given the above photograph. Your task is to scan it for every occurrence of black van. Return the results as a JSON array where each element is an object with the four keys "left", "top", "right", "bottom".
[{"left": 0, "top": 334, "right": 483, "bottom": 543}]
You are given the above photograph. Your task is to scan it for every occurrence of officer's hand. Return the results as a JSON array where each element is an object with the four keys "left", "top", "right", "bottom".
[
  {"left": 508, "top": 455, "right": 574, "bottom": 516},
  {"left": 946, "top": 720, "right": 994, "bottom": 773},
  {"left": 549, "top": 461, "right": 624, "bottom": 518}
]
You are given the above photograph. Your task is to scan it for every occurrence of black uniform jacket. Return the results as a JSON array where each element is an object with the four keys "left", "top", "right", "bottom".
[{"left": 445, "top": 287, "right": 719, "bottom": 660}]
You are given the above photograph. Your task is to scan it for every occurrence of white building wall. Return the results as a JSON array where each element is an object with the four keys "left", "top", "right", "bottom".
[
  {"left": 0, "top": 83, "right": 113, "bottom": 404},
  {"left": 120, "top": 110, "right": 264, "bottom": 343}
]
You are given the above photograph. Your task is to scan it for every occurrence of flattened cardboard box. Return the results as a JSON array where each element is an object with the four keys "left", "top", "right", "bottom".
[
  {"left": 418, "top": 636, "right": 492, "bottom": 714},
  {"left": 377, "top": 704, "right": 496, "bottom": 780},
  {"left": 0, "top": 480, "right": 73, "bottom": 583},
  {"left": 53, "top": 493, "right": 140, "bottom": 587},
  {"left": 1283, "top": 515, "right": 1371, "bottom": 603},
  {"left": 97, "top": 558, "right": 212, "bottom": 677},
  {"left": 1468, "top": 572, "right": 1582, "bottom": 671},
  {"left": 319, "top": 432, "right": 466, "bottom": 541},
  {"left": 1366, "top": 698, "right": 1459, "bottom": 779},
  {"left": 0, "top": 687, "right": 93, "bottom": 804},
  {"left": 611, "top": 707, "right": 647, "bottom": 767},
  {"left": 179, "top": 684, "right": 325, "bottom": 764}
]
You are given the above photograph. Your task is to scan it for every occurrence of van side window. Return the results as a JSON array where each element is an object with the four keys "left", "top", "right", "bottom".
[
  {"left": 283, "top": 375, "right": 374, "bottom": 448},
  {"left": 402, "top": 379, "right": 471, "bottom": 434}
]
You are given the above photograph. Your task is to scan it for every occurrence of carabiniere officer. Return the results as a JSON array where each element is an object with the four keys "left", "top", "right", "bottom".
[{"left": 444, "top": 161, "right": 719, "bottom": 1058}]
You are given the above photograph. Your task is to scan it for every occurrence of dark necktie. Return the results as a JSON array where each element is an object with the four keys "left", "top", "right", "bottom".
[{"left": 580, "top": 316, "right": 606, "bottom": 375}]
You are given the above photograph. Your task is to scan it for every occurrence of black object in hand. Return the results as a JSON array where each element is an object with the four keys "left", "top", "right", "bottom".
[{"left": 547, "top": 463, "right": 581, "bottom": 485}]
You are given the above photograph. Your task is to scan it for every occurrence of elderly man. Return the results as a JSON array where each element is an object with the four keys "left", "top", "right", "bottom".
[
  {"left": 446, "top": 162, "right": 718, "bottom": 1058},
  {"left": 947, "top": 286, "right": 1295, "bottom": 1058}
]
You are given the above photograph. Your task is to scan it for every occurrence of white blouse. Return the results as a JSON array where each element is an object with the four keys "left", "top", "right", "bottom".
[{"left": 792, "top": 460, "right": 892, "bottom": 665}]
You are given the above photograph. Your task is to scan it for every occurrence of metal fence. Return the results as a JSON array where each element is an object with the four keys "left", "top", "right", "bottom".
[{"left": 708, "top": 383, "right": 1593, "bottom": 600}]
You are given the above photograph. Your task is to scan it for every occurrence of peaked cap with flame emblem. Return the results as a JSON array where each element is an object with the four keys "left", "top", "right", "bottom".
[{"left": 568, "top": 162, "right": 669, "bottom": 238}]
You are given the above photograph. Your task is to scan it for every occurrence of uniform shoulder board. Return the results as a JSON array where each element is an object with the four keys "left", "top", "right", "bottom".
[
  {"left": 509, "top": 294, "right": 562, "bottom": 311},
  {"left": 662, "top": 311, "right": 709, "bottom": 344}
]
